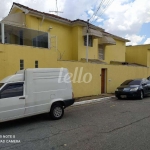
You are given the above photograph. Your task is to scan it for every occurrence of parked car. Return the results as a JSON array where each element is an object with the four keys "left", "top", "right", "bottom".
[
  {"left": 0, "top": 68, "right": 74, "bottom": 122},
  {"left": 115, "top": 78, "right": 150, "bottom": 99}
]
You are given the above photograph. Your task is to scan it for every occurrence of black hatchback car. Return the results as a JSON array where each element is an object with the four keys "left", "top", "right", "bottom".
[{"left": 115, "top": 78, "right": 150, "bottom": 99}]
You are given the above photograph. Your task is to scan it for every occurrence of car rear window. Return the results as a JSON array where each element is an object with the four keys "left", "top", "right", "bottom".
[{"left": 121, "top": 80, "right": 141, "bottom": 85}]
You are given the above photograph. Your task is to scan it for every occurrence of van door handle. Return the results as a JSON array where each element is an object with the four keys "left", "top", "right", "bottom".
[{"left": 19, "top": 97, "right": 25, "bottom": 100}]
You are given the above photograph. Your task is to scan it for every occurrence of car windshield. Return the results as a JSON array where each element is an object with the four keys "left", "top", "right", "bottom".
[{"left": 121, "top": 80, "right": 141, "bottom": 85}]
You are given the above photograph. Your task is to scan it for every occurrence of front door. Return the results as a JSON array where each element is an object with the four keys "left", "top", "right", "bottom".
[
  {"left": 0, "top": 82, "right": 25, "bottom": 121},
  {"left": 101, "top": 69, "right": 107, "bottom": 93}
]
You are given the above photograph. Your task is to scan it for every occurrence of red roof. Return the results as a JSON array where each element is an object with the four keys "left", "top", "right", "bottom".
[{"left": 12, "top": 2, "right": 72, "bottom": 23}]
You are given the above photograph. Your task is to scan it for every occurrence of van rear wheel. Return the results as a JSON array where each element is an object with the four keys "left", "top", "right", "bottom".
[{"left": 50, "top": 103, "right": 64, "bottom": 120}]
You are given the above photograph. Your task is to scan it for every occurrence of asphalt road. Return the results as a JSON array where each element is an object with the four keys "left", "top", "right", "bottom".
[{"left": 1, "top": 97, "right": 150, "bottom": 150}]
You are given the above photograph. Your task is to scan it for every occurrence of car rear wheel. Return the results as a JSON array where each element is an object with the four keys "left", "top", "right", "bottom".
[{"left": 50, "top": 103, "right": 64, "bottom": 120}]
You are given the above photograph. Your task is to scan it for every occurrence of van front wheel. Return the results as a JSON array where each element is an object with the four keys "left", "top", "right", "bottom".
[{"left": 50, "top": 103, "right": 64, "bottom": 120}]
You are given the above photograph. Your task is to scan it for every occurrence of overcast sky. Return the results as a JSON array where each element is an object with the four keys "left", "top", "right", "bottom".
[{"left": 0, "top": 0, "right": 150, "bottom": 45}]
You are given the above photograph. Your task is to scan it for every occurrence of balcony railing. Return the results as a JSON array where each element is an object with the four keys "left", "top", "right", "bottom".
[{"left": 0, "top": 23, "right": 49, "bottom": 49}]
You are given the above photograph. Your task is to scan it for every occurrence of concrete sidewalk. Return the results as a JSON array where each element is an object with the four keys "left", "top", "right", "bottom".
[{"left": 73, "top": 94, "right": 115, "bottom": 106}]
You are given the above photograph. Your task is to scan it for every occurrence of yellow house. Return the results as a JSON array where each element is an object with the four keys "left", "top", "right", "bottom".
[
  {"left": 0, "top": 3, "right": 149, "bottom": 98},
  {"left": 126, "top": 44, "right": 150, "bottom": 67},
  {"left": 0, "top": 3, "right": 129, "bottom": 63}
]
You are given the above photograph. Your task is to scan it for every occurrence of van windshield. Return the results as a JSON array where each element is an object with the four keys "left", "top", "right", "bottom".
[{"left": 0, "top": 83, "right": 4, "bottom": 88}]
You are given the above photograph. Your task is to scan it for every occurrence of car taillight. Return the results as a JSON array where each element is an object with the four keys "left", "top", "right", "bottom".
[{"left": 72, "top": 92, "right": 74, "bottom": 99}]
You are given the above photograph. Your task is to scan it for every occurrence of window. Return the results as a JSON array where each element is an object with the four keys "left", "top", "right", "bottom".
[
  {"left": 4, "top": 24, "right": 48, "bottom": 48},
  {"left": 84, "top": 35, "right": 93, "bottom": 47},
  {"left": 20, "top": 60, "right": 24, "bottom": 70},
  {"left": 33, "top": 33, "right": 48, "bottom": 48},
  {"left": 0, "top": 83, "right": 24, "bottom": 99},
  {"left": 35, "top": 61, "right": 38, "bottom": 68},
  {"left": 98, "top": 45, "right": 105, "bottom": 60},
  {"left": 19, "top": 30, "right": 23, "bottom": 45}
]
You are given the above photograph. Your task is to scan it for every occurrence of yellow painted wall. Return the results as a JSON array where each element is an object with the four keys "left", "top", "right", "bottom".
[
  {"left": 57, "top": 61, "right": 101, "bottom": 97},
  {"left": 105, "top": 39, "right": 126, "bottom": 63},
  {"left": 147, "top": 48, "right": 150, "bottom": 67},
  {"left": 0, "top": 43, "right": 150, "bottom": 97},
  {"left": 57, "top": 61, "right": 150, "bottom": 97},
  {"left": 25, "top": 15, "right": 73, "bottom": 61},
  {"left": 78, "top": 26, "right": 99, "bottom": 61},
  {"left": 0, "top": 44, "right": 57, "bottom": 79},
  {"left": 106, "top": 65, "right": 148, "bottom": 93},
  {"left": 71, "top": 26, "right": 78, "bottom": 60},
  {"left": 11, "top": 8, "right": 23, "bottom": 14},
  {"left": 126, "top": 45, "right": 150, "bottom": 66}
]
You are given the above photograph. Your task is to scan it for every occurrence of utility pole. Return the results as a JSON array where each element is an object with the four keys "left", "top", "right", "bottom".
[{"left": 86, "top": 19, "right": 89, "bottom": 62}]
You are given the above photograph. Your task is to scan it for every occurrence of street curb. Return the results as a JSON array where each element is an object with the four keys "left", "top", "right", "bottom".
[{"left": 72, "top": 96, "right": 115, "bottom": 107}]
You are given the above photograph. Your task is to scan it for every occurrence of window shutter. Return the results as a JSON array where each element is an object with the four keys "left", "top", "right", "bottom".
[{"left": 98, "top": 46, "right": 104, "bottom": 60}]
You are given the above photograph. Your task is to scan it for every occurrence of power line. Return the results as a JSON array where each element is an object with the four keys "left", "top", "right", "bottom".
[
  {"left": 93, "top": 0, "right": 114, "bottom": 22},
  {"left": 89, "top": 0, "right": 105, "bottom": 21},
  {"left": 89, "top": 0, "right": 114, "bottom": 23},
  {"left": 99, "top": 0, "right": 114, "bottom": 16}
]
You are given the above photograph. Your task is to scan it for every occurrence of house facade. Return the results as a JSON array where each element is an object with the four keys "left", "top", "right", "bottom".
[
  {"left": 0, "top": 3, "right": 150, "bottom": 97},
  {"left": 0, "top": 3, "right": 129, "bottom": 62}
]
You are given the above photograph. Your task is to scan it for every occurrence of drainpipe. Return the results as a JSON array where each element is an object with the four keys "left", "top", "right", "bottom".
[
  {"left": 40, "top": 15, "right": 45, "bottom": 26},
  {"left": 1, "top": 23, "right": 4, "bottom": 44},
  {"left": 48, "top": 32, "right": 50, "bottom": 49},
  {"left": 86, "top": 19, "right": 89, "bottom": 62}
]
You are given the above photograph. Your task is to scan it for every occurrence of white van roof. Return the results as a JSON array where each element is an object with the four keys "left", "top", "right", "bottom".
[
  {"left": 16, "top": 68, "right": 68, "bottom": 74},
  {"left": 0, "top": 74, "right": 24, "bottom": 83},
  {"left": 0, "top": 68, "right": 68, "bottom": 83}
]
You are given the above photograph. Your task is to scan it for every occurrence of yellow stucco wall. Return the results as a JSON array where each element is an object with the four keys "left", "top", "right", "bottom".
[
  {"left": 0, "top": 44, "right": 150, "bottom": 97},
  {"left": 126, "top": 45, "right": 150, "bottom": 66},
  {"left": 72, "top": 26, "right": 78, "bottom": 60},
  {"left": 77, "top": 26, "right": 99, "bottom": 61},
  {"left": 11, "top": 8, "right": 23, "bottom": 14},
  {"left": 0, "top": 44, "right": 57, "bottom": 79},
  {"left": 106, "top": 65, "right": 149, "bottom": 93},
  {"left": 147, "top": 48, "right": 150, "bottom": 67},
  {"left": 57, "top": 61, "right": 150, "bottom": 97},
  {"left": 104, "top": 39, "right": 126, "bottom": 64},
  {"left": 57, "top": 61, "right": 101, "bottom": 97},
  {"left": 25, "top": 15, "right": 73, "bottom": 61}
]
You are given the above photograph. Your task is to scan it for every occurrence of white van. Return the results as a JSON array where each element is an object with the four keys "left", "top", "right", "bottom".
[{"left": 0, "top": 68, "right": 74, "bottom": 122}]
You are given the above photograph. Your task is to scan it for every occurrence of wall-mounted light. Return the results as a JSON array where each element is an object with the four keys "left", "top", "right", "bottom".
[{"left": 48, "top": 26, "right": 53, "bottom": 31}]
